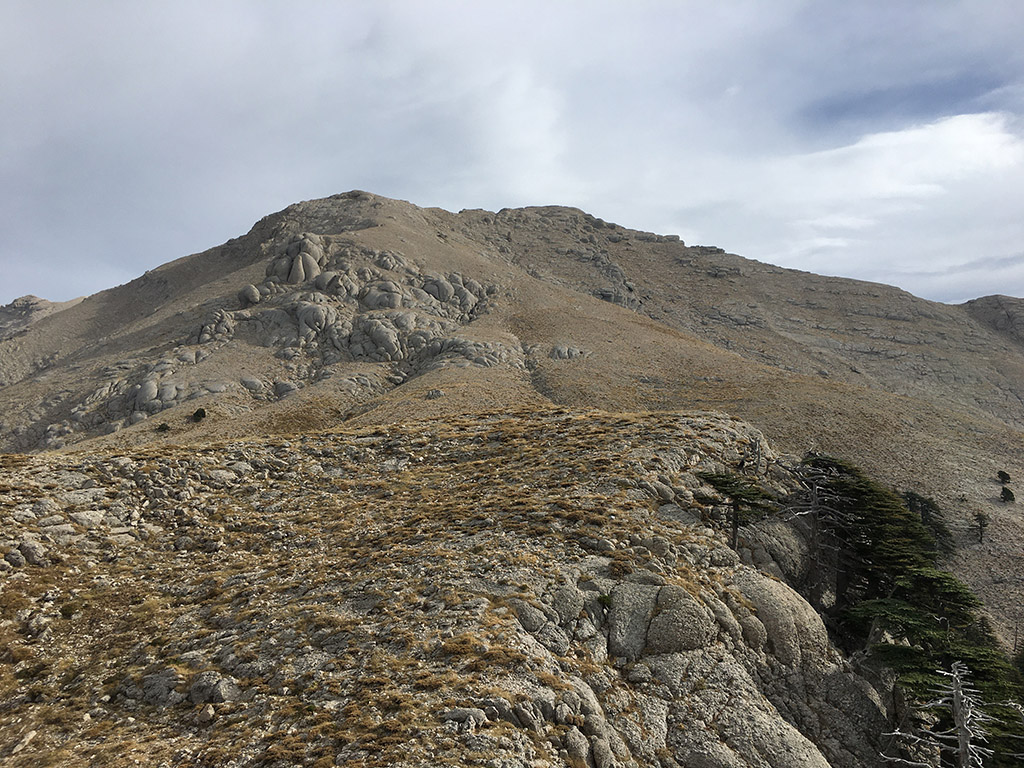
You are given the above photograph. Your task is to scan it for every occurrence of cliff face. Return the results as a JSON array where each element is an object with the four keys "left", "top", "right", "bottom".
[
  {"left": 1, "top": 191, "right": 1022, "bottom": 765},
  {"left": 963, "top": 294, "right": 1024, "bottom": 347},
  {"left": 0, "top": 408, "right": 889, "bottom": 768}
]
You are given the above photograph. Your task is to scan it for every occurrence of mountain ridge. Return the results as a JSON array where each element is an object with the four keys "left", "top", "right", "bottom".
[
  {"left": 2, "top": 191, "right": 1024, "bottom": 767},
  {"left": 2, "top": 191, "right": 1023, "bottom": 632}
]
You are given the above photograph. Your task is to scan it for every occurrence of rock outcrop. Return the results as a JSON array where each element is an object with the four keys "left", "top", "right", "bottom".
[
  {"left": 0, "top": 408, "right": 890, "bottom": 767},
  {"left": 0, "top": 295, "right": 82, "bottom": 342}
]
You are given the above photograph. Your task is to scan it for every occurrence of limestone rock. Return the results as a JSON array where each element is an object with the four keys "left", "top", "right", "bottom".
[
  {"left": 607, "top": 582, "right": 659, "bottom": 661},
  {"left": 550, "top": 345, "right": 588, "bottom": 360},
  {"left": 189, "top": 671, "right": 241, "bottom": 704},
  {"left": 5, "top": 548, "right": 26, "bottom": 567},
  {"left": 509, "top": 598, "right": 547, "bottom": 633},
  {"left": 19, "top": 539, "right": 47, "bottom": 566},
  {"left": 69, "top": 510, "right": 104, "bottom": 529},
  {"left": 733, "top": 569, "right": 830, "bottom": 671},
  {"left": 142, "top": 666, "right": 187, "bottom": 707},
  {"left": 645, "top": 585, "right": 717, "bottom": 653},
  {"left": 551, "top": 584, "right": 585, "bottom": 625},
  {"left": 238, "top": 284, "right": 261, "bottom": 306}
]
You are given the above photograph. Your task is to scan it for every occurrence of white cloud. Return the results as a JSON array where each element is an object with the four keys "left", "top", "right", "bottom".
[
  {"left": 469, "top": 66, "right": 578, "bottom": 202},
  {"left": 629, "top": 113, "right": 1024, "bottom": 301}
]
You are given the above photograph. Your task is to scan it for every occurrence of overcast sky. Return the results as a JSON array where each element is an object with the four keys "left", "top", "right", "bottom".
[{"left": 2, "top": 1, "right": 1023, "bottom": 306}]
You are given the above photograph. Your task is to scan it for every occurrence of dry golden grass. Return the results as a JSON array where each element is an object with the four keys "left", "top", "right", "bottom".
[{"left": 0, "top": 403, "right": 778, "bottom": 767}]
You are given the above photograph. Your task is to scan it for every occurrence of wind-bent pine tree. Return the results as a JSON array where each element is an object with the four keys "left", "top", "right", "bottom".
[
  {"left": 883, "top": 661, "right": 994, "bottom": 768},
  {"left": 696, "top": 472, "right": 774, "bottom": 550}
]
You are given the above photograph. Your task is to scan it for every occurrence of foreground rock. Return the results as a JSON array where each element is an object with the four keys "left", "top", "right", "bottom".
[{"left": 0, "top": 408, "right": 889, "bottom": 767}]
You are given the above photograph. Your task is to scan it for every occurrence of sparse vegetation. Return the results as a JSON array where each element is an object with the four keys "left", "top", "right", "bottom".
[
  {"left": 1, "top": 406, "right": 1019, "bottom": 767},
  {"left": 975, "top": 511, "right": 991, "bottom": 543}
]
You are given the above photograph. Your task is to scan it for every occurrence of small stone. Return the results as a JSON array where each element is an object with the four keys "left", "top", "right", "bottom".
[
  {"left": 5, "top": 549, "right": 26, "bottom": 568},
  {"left": 627, "top": 663, "right": 653, "bottom": 684},
  {"left": 19, "top": 539, "right": 47, "bottom": 566},
  {"left": 440, "top": 707, "right": 487, "bottom": 724},
  {"left": 12, "top": 729, "right": 36, "bottom": 754},
  {"left": 240, "top": 377, "right": 263, "bottom": 393},
  {"left": 69, "top": 510, "right": 104, "bottom": 529},
  {"left": 198, "top": 703, "right": 216, "bottom": 724},
  {"left": 274, "top": 380, "right": 298, "bottom": 397}
]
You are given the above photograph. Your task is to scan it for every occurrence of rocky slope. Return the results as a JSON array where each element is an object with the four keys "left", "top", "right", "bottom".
[
  {"left": 1, "top": 191, "right": 1022, "bottom": 641},
  {"left": 0, "top": 296, "right": 83, "bottom": 343},
  {"left": 1, "top": 407, "right": 890, "bottom": 768},
  {"left": 2, "top": 191, "right": 1024, "bottom": 766}
]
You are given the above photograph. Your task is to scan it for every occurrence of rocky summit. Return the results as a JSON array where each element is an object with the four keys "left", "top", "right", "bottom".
[{"left": 2, "top": 191, "right": 1024, "bottom": 767}]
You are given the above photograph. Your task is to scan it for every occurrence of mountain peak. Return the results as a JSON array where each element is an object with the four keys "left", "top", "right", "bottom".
[{"left": 2, "top": 192, "right": 1024, "bottom": 766}]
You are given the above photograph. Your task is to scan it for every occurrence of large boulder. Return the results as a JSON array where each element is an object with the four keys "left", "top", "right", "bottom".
[
  {"left": 733, "top": 569, "right": 831, "bottom": 672},
  {"left": 607, "top": 582, "right": 659, "bottom": 661},
  {"left": 645, "top": 585, "right": 717, "bottom": 653},
  {"left": 189, "top": 671, "right": 241, "bottom": 704}
]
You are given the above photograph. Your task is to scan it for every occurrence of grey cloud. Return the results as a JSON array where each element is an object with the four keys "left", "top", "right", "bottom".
[
  {"left": 798, "top": 73, "right": 1008, "bottom": 132},
  {"left": 885, "top": 253, "right": 1024, "bottom": 279},
  {"left": 2, "top": 1, "right": 1024, "bottom": 306}
]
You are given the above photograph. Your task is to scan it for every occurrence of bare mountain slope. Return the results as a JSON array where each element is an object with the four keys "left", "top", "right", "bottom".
[
  {"left": 1, "top": 191, "right": 1023, "bottom": 639},
  {"left": 3, "top": 190, "right": 1023, "bottom": 447},
  {"left": 3, "top": 192, "right": 1024, "bottom": 767},
  {"left": 0, "top": 296, "right": 84, "bottom": 343},
  {"left": 452, "top": 204, "right": 1024, "bottom": 428}
]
